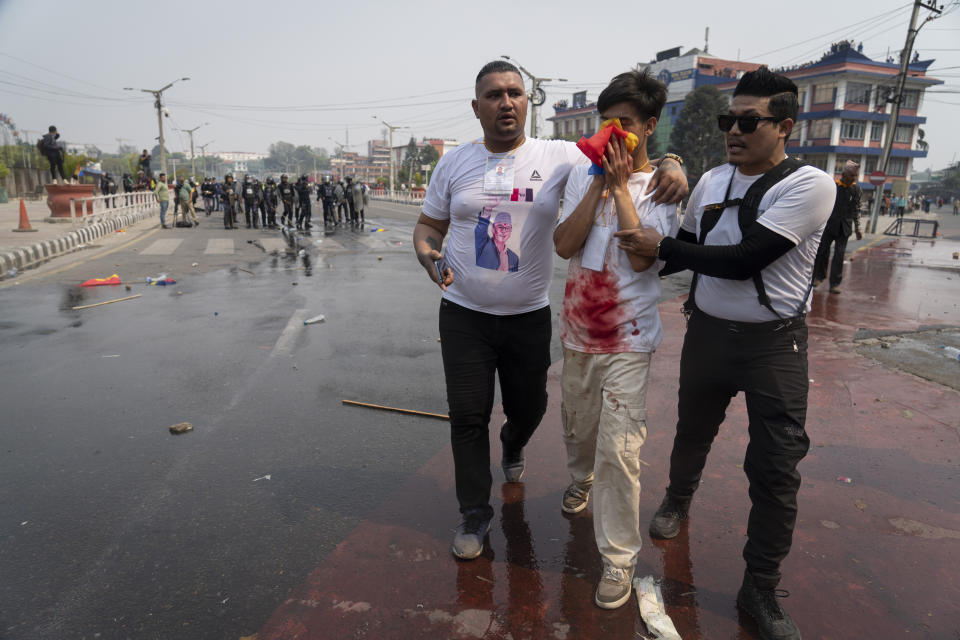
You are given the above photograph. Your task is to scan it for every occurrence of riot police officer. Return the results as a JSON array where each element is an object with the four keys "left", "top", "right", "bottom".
[
  {"left": 222, "top": 174, "right": 238, "bottom": 229},
  {"left": 295, "top": 175, "right": 312, "bottom": 230},
  {"left": 278, "top": 174, "right": 296, "bottom": 226},
  {"left": 318, "top": 177, "right": 336, "bottom": 226},
  {"left": 263, "top": 177, "right": 279, "bottom": 228},
  {"left": 242, "top": 175, "right": 259, "bottom": 228}
]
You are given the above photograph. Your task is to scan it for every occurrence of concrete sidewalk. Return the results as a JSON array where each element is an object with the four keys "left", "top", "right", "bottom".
[{"left": 251, "top": 235, "right": 959, "bottom": 639}]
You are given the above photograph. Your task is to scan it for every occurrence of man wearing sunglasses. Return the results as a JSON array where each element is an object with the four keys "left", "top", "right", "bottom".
[{"left": 615, "top": 66, "right": 835, "bottom": 640}]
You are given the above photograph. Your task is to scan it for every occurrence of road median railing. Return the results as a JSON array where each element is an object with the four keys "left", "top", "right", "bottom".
[{"left": 369, "top": 191, "right": 426, "bottom": 207}]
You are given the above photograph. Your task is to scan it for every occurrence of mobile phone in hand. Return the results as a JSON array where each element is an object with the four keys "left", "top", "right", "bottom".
[{"left": 433, "top": 259, "right": 445, "bottom": 282}]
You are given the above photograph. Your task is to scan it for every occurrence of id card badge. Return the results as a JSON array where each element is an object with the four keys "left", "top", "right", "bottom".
[
  {"left": 581, "top": 224, "right": 613, "bottom": 271},
  {"left": 483, "top": 156, "right": 515, "bottom": 194}
]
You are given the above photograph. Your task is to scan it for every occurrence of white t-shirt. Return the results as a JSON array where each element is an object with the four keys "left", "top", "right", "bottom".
[
  {"left": 681, "top": 162, "right": 835, "bottom": 322},
  {"left": 558, "top": 166, "right": 680, "bottom": 353},
  {"left": 422, "top": 138, "right": 586, "bottom": 315}
]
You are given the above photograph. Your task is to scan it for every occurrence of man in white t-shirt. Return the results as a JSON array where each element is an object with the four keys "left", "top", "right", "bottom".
[
  {"left": 553, "top": 69, "right": 678, "bottom": 610},
  {"left": 412, "top": 60, "right": 688, "bottom": 562},
  {"left": 615, "top": 66, "right": 835, "bottom": 640}
]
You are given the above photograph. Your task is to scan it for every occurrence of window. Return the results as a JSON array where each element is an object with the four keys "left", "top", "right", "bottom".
[
  {"left": 803, "top": 154, "right": 828, "bottom": 170},
  {"left": 840, "top": 120, "right": 866, "bottom": 140},
  {"left": 864, "top": 156, "right": 878, "bottom": 173},
  {"left": 809, "top": 119, "right": 832, "bottom": 139},
  {"left": 845, "top": 82, "right": 871, "bottom": 105},
  {"left": 797, "top": 90, "right": 806, "bottom": 110},
  {"left": 900, "top": 89, "right": 920, "bottom": 109},
  {"left": 887, "top": 157, "right": 908, "bottom": 176},
  {"left": 813, "top": 83, "right": 837, "bottom": 104},
  {"left": 870, "top": 122, "right": 884, "bottom": 142},
  {"left": 894, "top": 124, "right": 913, "bottom": 143}
]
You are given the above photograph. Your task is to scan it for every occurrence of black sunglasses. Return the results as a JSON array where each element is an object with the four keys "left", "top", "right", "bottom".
[{"left": 717, "top": 115, "right": 782, "bottom": 133}]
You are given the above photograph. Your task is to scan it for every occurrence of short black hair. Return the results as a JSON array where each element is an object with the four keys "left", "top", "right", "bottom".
[
  {"left": 48, "top": 125, "right": 57, "bottom": 132},
  {"left": 476, "top": 60, "right": 521, "bottom": 86},
  {"left": 733, "top": 66, "right": 799, "bottom": 123},
  {"left": 159, "top": 172, "right": 166, "bottom": 178},
  {"left": 597, "top": 69, "right": 667, "bottom": 122}
]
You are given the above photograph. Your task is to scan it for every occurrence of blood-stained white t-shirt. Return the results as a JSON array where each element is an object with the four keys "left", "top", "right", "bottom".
[
  {"left": 681, "top": 161, "right": 835, "bottom": 322},
  {"left": 422, "top": 138, "right": 586, "bottom": 315},
  {"left": 558, "top": 165, "right": 680, "bottom": 353}
]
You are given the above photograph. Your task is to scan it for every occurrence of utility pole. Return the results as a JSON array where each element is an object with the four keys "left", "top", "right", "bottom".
[
  {"left": 198, "top": 141, "right": 214, "bottom": 176},
  {"left": 501, "top": 55, "right": 566, "bottom": 139},
  {"left": 123, "top": 77, "right": 190, "bottom": 182},
  {"left": 373, "top": 117, "right": 407, "bottom": 195},
  {"left": 868, "top": 0, "right": 943, "bottom": 233},
  {"left": 180, "top": 122, "right": 208, "bottom": 177}
]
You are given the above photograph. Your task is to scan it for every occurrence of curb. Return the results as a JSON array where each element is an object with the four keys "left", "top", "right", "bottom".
[{"left": 0, "top": 206, "right": 156, "bottom": 279}]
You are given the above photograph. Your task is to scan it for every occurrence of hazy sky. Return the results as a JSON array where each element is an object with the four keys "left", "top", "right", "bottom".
[{"left": 1, "top": 0, "right": 957, "bottom": 169}]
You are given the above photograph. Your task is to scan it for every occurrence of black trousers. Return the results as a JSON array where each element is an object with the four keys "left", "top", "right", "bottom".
[
  {"left": 281, "top": 200, "right": 294, "bottom": 224},
  {"left": 297, "top": 200, "right": 311, "bottom": 226},
  {"left": 813, "top": 229, "right": 848, "bottom": 287},
  {"left": 243, "top": 199, "right": 258, "bottom": 227},
  {"left": 46, "top": 153, "right": 65, "bottom": 180},
  {"left": 439, "top": 299, "right": 551, "bottom": 520},
  {"left": 666, "top": 309, "right": 810, "bottom": 589},
  {"left": 322, "top": 198, "right": 335, "bottom": 224},
  {"left": 223, "top": 202, "right": 235, "bottom": 229}
]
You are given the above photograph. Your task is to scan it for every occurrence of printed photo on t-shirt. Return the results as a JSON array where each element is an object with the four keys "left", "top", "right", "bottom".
[{"left": 474, "top": 198, "right": 523, "bottom": 272}]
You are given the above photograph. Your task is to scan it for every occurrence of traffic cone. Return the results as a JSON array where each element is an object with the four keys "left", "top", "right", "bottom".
[{"left": 13, "top": 198, "right": 38, "bottom": 233}]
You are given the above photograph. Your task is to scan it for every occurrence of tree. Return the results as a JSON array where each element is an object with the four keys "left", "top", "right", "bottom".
[
  {"left": 669, "top": 85, "right": 728, "bottom": 184},
  {"left": 265, "top": 141, "right": 296, "bottom": 172}
]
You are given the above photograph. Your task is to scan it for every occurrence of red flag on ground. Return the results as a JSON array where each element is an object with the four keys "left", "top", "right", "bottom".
[{"left": 80, "top": 274, "right": 122, "bottom": 287}]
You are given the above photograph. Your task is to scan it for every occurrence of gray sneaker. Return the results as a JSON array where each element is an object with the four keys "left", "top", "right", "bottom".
[
  {"left": 451, "top": 511, "right": 492, "bottom": 560},
  {"left": 595, "top": 563, "right": 633, "bottom": 609},
  {"left": 561, "top": 482, "right": 591, "bottom": 514}
]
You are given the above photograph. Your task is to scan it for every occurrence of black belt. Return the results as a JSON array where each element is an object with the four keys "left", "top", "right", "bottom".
[{"left": 691, "top": 306, "right": 804, "bottom": 334}]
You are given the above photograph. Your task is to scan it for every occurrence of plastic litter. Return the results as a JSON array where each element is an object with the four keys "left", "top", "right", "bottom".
[
  {"left": 303, "top": 314, "right": 325, "bottom": 325},
  {"left": 837, "top": 476, "right": 852, "bottom": 484},
  {"left": 941, "top": 345, "right": 960, "bottom": 361},
  {"left": 7, "top": 268, "right": 17, "bottom": 277},
  {"left": 80, "top": 274, "right": 122, "bottom": 287},
  {"left": 634, "top": 575, "right": 682, "bottom": 640},
  {"left": 252, "top": 474, "right": 271, "bottom": 482}
]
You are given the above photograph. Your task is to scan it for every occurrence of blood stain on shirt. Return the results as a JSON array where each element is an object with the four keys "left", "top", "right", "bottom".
[{"left": 562, "top": 267, "right": 626, "bottom": 350}]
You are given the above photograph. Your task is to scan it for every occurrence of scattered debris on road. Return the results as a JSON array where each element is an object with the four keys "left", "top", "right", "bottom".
[
  {"left": 169, "top": 422, "right": 193, "bottom": 435},
  {"left": 72, "top": 294, "right": 141, "bottom": 310},
  {"left": 252, "top": 474, "right": 271, "bottom": 482},
  {"left": 342, "top": 399, "right": 449, "bottom": 421},
  {"left": 303, "top": 315, "right": 325, "bottom": 325},
  {"left": 634, "top": 575, "right": 681, "bottom": 640}
]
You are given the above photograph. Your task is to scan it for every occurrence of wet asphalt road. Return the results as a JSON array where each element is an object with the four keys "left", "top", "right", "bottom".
[{"left": 0, "top": 200, "right": 690, "bottom": 639}]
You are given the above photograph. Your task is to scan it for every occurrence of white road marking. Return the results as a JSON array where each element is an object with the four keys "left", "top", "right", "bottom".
[
  {"left": 272, "top": 308, "right": 309, "bottom": 356},
  {"left": 139, "top": 239, "right": 184, "bottom": 256},
  {"left": 204, "top": 238, "right": 234, "bottom": 254},
  {"left": 258, "top": 238, "right": 288, "bottom": 253}
]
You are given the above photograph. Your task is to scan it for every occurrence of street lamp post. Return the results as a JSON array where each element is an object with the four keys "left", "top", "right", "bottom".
[
  {"left": 180, "top": 122, "right": 209, "bottom": 177},
  {"left": 123, "top": 77, "right": 190, "bottom": 180},
  {"left": 500, "top": 56, "right": 566, "bottom": 139},
  {"left": 198, "top": 141, "right": 214, "bottom": 176},
  {"left": 372, "top": 117, "right": 408, "bottom": 196}
]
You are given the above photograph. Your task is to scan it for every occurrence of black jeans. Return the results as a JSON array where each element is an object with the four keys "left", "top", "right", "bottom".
[
  {"left": 439, "top": 299, "right": 551, "bottom": 520},
  {"left": 666, "top": 309, "right": 810, "bottom": 589},
  {"left": 813, "top": 228, "right": 849, "bottom": 287},
  {"left": 46, "top": 153, "right": 65, "bottom": 180}
]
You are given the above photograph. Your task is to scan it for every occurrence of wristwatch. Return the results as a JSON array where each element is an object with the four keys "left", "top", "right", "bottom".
[
  {"left": 662, "top": 153, "right": 683, "bottom": 166},
  {"left": 655, "top": 237, "right": 664, "bottom": 258}
]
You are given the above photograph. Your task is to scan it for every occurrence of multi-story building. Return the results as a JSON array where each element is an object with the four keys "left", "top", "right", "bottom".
[{"left": 779, "top": 43, "right": 942, "bottom": 193}]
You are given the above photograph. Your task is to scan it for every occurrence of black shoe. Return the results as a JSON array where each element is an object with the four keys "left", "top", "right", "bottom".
[
  {"left": 501, "top": 446, "right": 525, "bottom": 483},
  {"left": 649, "top": 491, "right": 690, "bottom": 539},
  {"left": 737, "top": 571, "right": 802, "bottom": 640}
]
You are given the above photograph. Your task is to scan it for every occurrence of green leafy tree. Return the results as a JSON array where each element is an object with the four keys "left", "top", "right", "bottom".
[
  {"left": 669, "top": 85, "right": 729, "bottom": 184},
  {"left": 265, "top": 141, "right": 296, "bottom": 172}
]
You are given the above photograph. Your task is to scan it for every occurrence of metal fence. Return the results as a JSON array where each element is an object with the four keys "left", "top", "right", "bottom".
[{"left": 67, "top": 191, "right": 157, "bottom": 227}]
